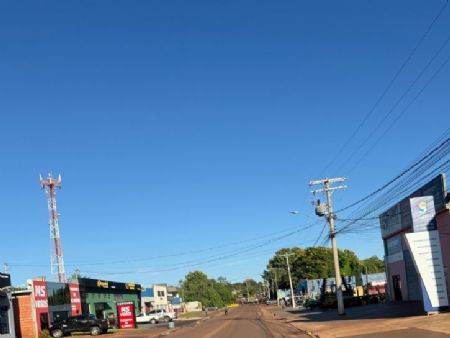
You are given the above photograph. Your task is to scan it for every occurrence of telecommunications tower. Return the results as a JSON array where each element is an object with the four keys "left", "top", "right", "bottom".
[{"left": 40, "top": 173, "right": 66, "bottom": 283}]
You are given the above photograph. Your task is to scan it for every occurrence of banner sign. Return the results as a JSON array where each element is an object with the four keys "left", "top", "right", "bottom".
[
  {"left": 405, "top": 231, "right": 449, "bottom": 312},
  {"left": 32, "top": 280, "right": 49, "bottom": 332},
  {"left": 410, "top": 196, "right": 437, "bottom": 232},
  {"left": 117, "top": 302, "right": 136, "bottom": 329},
  {"left": 69, "top": 283, "right": 82, "bottom": 316}
]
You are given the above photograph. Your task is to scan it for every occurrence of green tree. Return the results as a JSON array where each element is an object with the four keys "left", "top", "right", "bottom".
[
  {"left": 360, "top": 256, "right": 385, "bottom": 274},
  {"left": 180, "top": 271, "right": 234, "bottom": 308}
]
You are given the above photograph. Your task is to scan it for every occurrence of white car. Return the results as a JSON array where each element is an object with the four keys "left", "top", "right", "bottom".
[
  {"left": 136, "top": 312, "right": 160, "bottom": 324},
  {"left": 153, "top": 309, "right": 177, "bottom": 322},
  {"left": 136, "top": 309, "right": 176, "bottom": 324}
]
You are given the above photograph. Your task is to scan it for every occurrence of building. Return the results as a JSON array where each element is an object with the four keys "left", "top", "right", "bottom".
[
  {"left": 11, "top": 277, "right": 141, "bottom": 338},
  {"left": 141, "top": 284, "right": 168, "bottom": 313},
  {"left": 12, "top": 290, "right": 34, "bottom": 338},
  {"left": 379, "top": 174, "right": 450, "bottom": 313},
  {"left": 0, "top": 273, "right": 15, "bottom": 338},
  {"left": 77, "top": 278, "right": 141, "bottom": 320}
]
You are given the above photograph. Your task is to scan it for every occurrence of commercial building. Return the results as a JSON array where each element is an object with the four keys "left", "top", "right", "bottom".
[
  {"left": 0, "top": 273, "right": 15, "bottom": 338},
  {"left": 11, "top": 277, "right": 141, "bottom": 338},
  {"left": 76, "top": 278, "right": 141, "bottom": 320},
  {"left": 379, "top": 174, "right": 450, "bottom": 313}
]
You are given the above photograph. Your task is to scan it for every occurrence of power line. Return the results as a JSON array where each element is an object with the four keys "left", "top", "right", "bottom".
[
  {"left": 335, "top": 134, "right": 450, "bottom": 213},
  {"left": 320, "top": 0, "right": 449, "bottom": 176}
]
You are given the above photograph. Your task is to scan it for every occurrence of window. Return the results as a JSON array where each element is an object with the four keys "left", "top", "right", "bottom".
[
  {"left": 157, "top": 291, "right": 165, "bottom": 297},
  {"left": 0, "top": 293, "right": 10, "bottom": 334}
]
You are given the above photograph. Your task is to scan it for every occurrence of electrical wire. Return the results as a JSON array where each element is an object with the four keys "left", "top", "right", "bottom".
[{"left": 320, "top": 0, "right": 449, "bottom": 176}]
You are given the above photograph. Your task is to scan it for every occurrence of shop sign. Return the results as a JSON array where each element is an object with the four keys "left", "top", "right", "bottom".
[
  {"left": 410, "top": 196, "right": 437, "bottom": 232},
  {"left": 126, "top": 283, "right": 135, "bottom": 290},
  {"left": 116, "top": 302, "right": 136, "bottom": 329},
  {"left": 405, "top": 231, "right": 449, "bottom": 312},
  {"left": 69, "top": 283, "right": 82, "bottom": 315},
  {"left": 33, "top": 280, "right": 49, "bottom": 332},
  {"left": 96, "top": 280, "right": 109, "bottom": 288},
  {"left": 33, "top": 280, "right": 48, "bottom": 309}
]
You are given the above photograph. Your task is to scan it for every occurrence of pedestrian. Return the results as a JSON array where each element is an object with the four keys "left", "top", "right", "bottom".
[{"left": 224, "top": 305, "right": 228, "bottom": 316}]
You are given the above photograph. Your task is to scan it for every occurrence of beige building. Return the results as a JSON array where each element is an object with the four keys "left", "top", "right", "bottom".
[{"left": 141, "top": 284, "right": 168, "bottom": 312}]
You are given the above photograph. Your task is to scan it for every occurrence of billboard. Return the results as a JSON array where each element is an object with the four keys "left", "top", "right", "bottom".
[
  {"left": 116, "top": 302, "right": 136, "bottom": 329},
  {"left": 405, "top": 231, "right": 449, "bottom": 312}
]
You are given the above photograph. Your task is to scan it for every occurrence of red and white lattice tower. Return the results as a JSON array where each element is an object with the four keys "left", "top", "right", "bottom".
[{"left": 40, "top": 173, "right": 66, "bottom": 283}]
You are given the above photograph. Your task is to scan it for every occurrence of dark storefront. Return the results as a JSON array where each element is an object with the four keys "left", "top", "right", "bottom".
[
  {"left": 77, "top": 278, "right": 141, "bottom": 321},
  {"left": 0, "top": 273, "right": 15, "bottom": 338}
]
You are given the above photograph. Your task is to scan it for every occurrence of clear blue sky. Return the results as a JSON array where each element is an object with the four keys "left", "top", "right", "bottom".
[{"left": 1, "top": 0, "right": 449, "bottom": 287}]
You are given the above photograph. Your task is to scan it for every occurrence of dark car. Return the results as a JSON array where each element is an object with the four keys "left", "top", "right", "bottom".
[{"left": 50, "top": 314, "right": 109, "bottom": 338}]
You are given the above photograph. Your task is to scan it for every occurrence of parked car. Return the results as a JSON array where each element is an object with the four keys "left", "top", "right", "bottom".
[
  {"left": 136, "top": 309, "right": 176, "bottom": 324},
  {"left": 136, "top": 312, "right": 160, "bottom": 324},
  {"left": 153, "top": 309, "right": 176, "bottom": 322},
  {"left": 50, "top": 314, "right": 108, "bottom": 338}
]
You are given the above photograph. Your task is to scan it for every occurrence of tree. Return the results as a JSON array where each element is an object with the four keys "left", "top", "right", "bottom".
[
  {"left": 263, "top": 246, "right": 384, "bottom": 291},
  {"left": 360, "top": 256, "right": 385, "bottom": 274},
  {"left": 180, "top": 271, "right": 233, "bottom": 308}
]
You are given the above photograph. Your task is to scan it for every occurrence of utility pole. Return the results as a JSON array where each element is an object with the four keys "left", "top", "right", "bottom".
[
  {"left": 309, "top": 177, "right": 346, "bottom": 315},
  {"left": 280, "top": 253, "right": 296, "bottom": 308}
]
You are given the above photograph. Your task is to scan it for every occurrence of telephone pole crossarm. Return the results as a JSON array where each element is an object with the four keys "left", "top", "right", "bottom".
[{"left": 310, "top": 185, "right": 347, "bottom": 194}]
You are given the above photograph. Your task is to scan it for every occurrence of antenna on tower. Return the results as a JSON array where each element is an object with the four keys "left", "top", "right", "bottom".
[{"left": 40, "top": 173, "right": 66, "bottom": 283}]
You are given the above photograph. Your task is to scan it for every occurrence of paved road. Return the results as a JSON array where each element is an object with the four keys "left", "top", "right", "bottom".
[{"left": 165, "top": 305, "right": 309, "bottom": 338}]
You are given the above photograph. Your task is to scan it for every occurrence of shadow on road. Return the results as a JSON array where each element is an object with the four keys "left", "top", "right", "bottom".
[{"left": 286, "top": 301, "right": 424, "bottom": 323}]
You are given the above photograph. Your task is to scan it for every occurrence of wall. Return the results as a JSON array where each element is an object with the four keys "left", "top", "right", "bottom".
[
  {"left": 437, "top": 209, "right": 450, "bottom": 304},
  {"left": 12, "top": 293, "right": 35, "bottom": 338},
  {"left": 152, "top": 285, "right": 168, "bottom": 309},
  {"left": 386, "top": 260, "right": 408, "bottom": 301}
]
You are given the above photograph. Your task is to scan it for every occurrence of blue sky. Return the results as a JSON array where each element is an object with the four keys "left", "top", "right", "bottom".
[{"left": 1, "top": 0, "right": 449, "bottom": 287}]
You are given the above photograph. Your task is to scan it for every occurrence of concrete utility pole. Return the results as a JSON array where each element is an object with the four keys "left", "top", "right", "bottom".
[
  {"left": 309, "top": 177, "right": 346, "bottom": 315},
  {"left": 280, "top": 253, "right": 296, "bottom": 308}
]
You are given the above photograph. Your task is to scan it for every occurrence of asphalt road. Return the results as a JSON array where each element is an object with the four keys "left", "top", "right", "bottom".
[{"left": 165, "top": 305, "right": 309, "bottom": 338}]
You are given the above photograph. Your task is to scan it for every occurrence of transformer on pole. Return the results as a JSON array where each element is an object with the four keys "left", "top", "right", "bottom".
[{"left": 40, "top": 173, "right": 66, "bottom": 283}]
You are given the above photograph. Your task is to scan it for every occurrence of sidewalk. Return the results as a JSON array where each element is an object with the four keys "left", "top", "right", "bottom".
[{"left": 269, "top": 302, "right": 450, "bottom": 338}]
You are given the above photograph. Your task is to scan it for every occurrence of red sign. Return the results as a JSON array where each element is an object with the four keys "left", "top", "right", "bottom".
[
  {"left": 69, "top": 283, "right": 82, "bottom": 316},
  {"left": 116, "top": 302, "right": 136, "bottom": 329},
  {"left": 32, "top": 280, "right": 49, "bottom": 332}
]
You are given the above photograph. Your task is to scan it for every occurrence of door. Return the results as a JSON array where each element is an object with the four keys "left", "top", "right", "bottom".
[
  {"left": 40, "top": 313, "right": 49, "bottom": 331},
  {"left": 392, "top": 275, "right": 402, "bottom": 301}
]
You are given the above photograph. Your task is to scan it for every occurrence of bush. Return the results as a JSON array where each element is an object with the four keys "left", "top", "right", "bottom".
[{"left": 38, "top": 330, "right": 50, "bottom": 338}]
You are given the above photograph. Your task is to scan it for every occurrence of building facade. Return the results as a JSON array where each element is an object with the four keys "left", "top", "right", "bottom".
[
  {"left": 379, "top": 174, "right": 450, "bottom": 313},
  {"left": 0, "top": 273, "right": 15, "bottom": 338},
  {"left": 12, "top": 278, "right": 140, "bottom": 338},
  {"left": 141, "top": 284, "right": 168, "bottom": 313},
  {"left": 77, "top": 278, "right": 141, "bottom": 320}
]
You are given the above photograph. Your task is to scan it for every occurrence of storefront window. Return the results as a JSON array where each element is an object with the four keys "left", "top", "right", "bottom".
[
  {"left": 47, "top": 283, "right": 71, "bottom": 323},
  {"left": 0, "top": 293, "right": 10, "bottom": 334}
]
